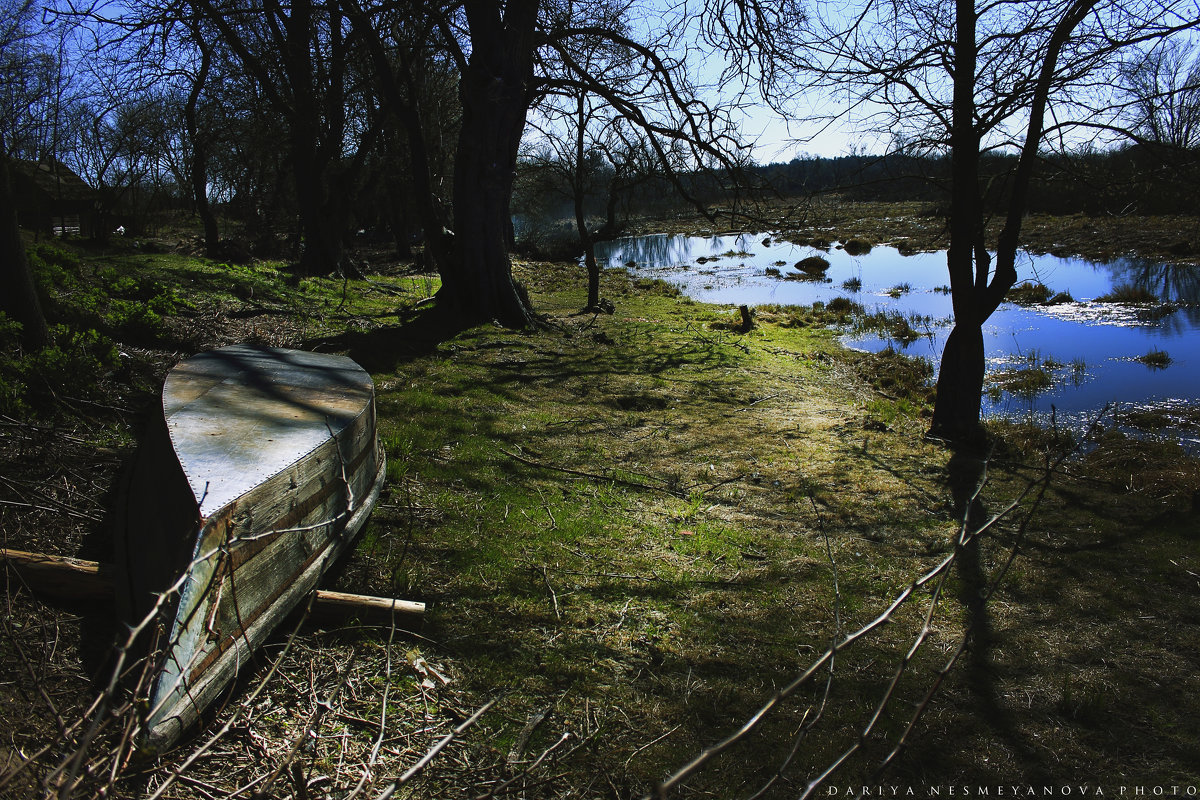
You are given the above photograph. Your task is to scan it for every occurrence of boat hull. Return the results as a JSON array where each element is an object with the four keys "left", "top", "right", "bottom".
[{"left": 118, "top": 345, "right": 384, "bottom": 750}]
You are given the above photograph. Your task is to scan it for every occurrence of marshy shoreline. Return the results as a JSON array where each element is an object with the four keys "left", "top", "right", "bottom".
[
  {"left": 622, "top": 199, "right": 1200, "bottom": 271},
  {"left": 604, "top": 200, "right": 1200, "bottom": 445}
]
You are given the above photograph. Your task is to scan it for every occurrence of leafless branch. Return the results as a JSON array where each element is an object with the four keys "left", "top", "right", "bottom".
[{"left": 374, "top": 698, "right": 497, "bottom": 800}]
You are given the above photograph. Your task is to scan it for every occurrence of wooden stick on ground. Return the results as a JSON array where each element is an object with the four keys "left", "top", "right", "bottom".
[{"left": 1, "top": 548, "right": 424, "bottom": 630}]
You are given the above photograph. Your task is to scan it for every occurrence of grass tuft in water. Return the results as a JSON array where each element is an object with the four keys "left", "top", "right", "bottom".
[
  {"left": 1006, "top": 282, "right": 1053, "bottom": 305},
  {"left": 842, "top": 238, "right": 873, "bottom": 256},
  {"left": 1135, "top": 349, "right": 1172, "bottom": 369},
  {"left": 854, "top": 309, "right": 932, "bottom": 345},
  {"left": 1096, "top": 284, "right": 1160, "bottom": 304},
  {"left": 795, "top": 255, "right": 831, "bottom": 274},
  {"left": 987, "top": 349, "right": 1069, "bottom": 400}
]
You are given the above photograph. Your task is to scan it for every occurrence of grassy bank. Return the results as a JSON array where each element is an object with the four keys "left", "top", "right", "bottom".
[{"left": 2, "top": 236, "right": 1198, "bottom": 798}]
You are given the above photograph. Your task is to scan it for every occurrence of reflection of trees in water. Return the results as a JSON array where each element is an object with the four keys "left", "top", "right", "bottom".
[
  {"left": 595, "top": 233, "right": 762, "bottom": 268},
  {"left": 1109, "top": 257, "right": 1200, "bottom": 302},
  {"left": 1107, "top": 257, "right": 1200, "bottom": 328},
  {"left": 595, "top": 234, "right": 692, "bottom": 267}
]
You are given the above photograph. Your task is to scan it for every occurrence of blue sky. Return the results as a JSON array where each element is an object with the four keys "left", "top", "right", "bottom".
[{"left": 731, "top": 104, "right": 889, "bottom": 162}]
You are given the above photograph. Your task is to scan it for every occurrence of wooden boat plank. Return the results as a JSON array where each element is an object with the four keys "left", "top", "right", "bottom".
[
  {"left": 143, "top": 451, "right": 386, "bottom": 749},
  {"left": 214, "top": 409, "right": 376, "bottom": 561},
  {"left": 167, "top": 435, "right": 379, "bottom": 686}
]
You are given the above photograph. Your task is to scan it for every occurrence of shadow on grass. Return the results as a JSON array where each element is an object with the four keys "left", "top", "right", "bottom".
[
  {"left": 948, "top": 449, "right": 1050, "bottom": 783},
  {"left": 302, "top": 302, "right": 470, "bottom": 373}
]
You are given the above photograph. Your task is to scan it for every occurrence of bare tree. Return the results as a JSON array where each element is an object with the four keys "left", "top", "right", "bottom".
[
  {"left": 0, "top": 42, "right": 62, "bottom": 161},
  {"left": 519, "top": 0, "right": 746, "bottom": 312},
  {"left": 169, "top": 0, "right": 382, "bottom": 275},
  {"left": 337, "top": 0, "right": 462, "bottom": 272},
  {"left": 522, "top": 94, "right": 616, "bottom": 310},
  {"left": 408, "top": 0, "right": 754, "bottom": 327},
  {"left": 179, "top": 23, "right": 221, "bottom": 256},
  {"left": 89, "top": 0, "right": 755, "bottom": 325},
  {"left": 767, "top": 0, "right": 1200, "bottom": 441},
  {"left": 1118, "top": 38, "right": 1200, "bottom": 150},
  {"left": 74, "top": 0, "right": 756, "bottom": 324}
]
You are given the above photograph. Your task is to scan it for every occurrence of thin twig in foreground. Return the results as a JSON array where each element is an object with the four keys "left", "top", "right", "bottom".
[{"left": 374, "top": 698, "right": 497, "bottom": 800}]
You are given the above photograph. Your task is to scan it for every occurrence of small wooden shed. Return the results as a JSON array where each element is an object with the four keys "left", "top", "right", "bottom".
[{"left": 10, "top": 159, "right": 98, "bottom": 238}]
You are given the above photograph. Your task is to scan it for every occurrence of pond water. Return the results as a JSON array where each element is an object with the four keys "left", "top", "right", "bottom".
[{"left": 594, "top": 232, "right": 1200, "bottom": 441}]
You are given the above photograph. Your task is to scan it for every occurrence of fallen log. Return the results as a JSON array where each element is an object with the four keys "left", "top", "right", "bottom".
[
  {"left": 0, "top": 548, "right": 113, "bottom": 600},
  {"left": 302, "top": 588, "right": 426, "bottom": 628},
  {"left": 1, "top": 548, "right": 424, "bottom": 630}
]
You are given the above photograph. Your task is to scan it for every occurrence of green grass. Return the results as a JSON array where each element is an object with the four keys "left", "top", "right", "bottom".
[
  {"left": 4, "top": 230, "right": 1200, "bottom": 798},
  {"left": 333, "top": 261, "right": 981, "bottom": 789}
]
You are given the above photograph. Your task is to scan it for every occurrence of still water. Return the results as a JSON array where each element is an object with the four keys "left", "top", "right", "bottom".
[{"left": 594, "top": 232, "right": 1200, "bottom": 435}]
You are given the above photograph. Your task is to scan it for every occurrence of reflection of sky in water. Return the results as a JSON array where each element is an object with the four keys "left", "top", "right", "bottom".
[{"left": 595, "top": 233, "right": 1200, "bottom": 429}]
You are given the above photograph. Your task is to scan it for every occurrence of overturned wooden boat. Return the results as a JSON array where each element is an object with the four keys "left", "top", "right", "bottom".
[{"left": 118, "top": 344, "right": 385, "bottom": 750}]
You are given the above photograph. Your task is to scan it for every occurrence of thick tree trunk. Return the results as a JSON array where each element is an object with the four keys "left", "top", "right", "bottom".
[
  {"left": 286, "top": 0, "right": 348, "bottom": 277},
  {"left": 931, "top": 0, "right": 1096, "bottom": 444},
  {"left": 294, "top": 162, "right": 344, "bottom": 275},
  {"left": 393, "top": 99, "right": 453, "bottom": 275},
  {"left": 931, "top": 324, "right": 986, "bottom": 441},
  {"left": 576, "top": 198, "right": 601, "bottom": 310},
  {"left": 440, "top": 0, "right": 540, "bottom": 328},
  {"left": 384, "top": 183, "right": 413, "bottom": 259},
  {"left": 191, "top": 143, "right": 220, "bottom": 259},
  {"left": 584, "top": 247, "right": 601, "bottom": 310},
  {"left": 930, "top": 0, "right": 987, "bottom": 443},
  {"left": 0, "top": 149, "right": 50, "bottom": 351},
  {"left": 448, "top": 116, "right": 537, "bottom": 326},
  {"left": 573, "top": 94, "right": 602, "bottom": 311},
  {"left": 290, "top": 115, "right": 346, "bottom": 276}
]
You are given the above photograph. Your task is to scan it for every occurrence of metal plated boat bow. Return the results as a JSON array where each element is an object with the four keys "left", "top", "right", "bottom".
[{"left": 119, "top": 344, "right": 384, "bottom": 750}]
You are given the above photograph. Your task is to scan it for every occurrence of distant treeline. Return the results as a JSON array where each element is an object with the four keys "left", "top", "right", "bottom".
[
  {"left": 747, "top": 144, "right": 1200, "bottom": 216},
  {"left": 513, "top": 142, "right": 1198, "bottom": 251}
]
